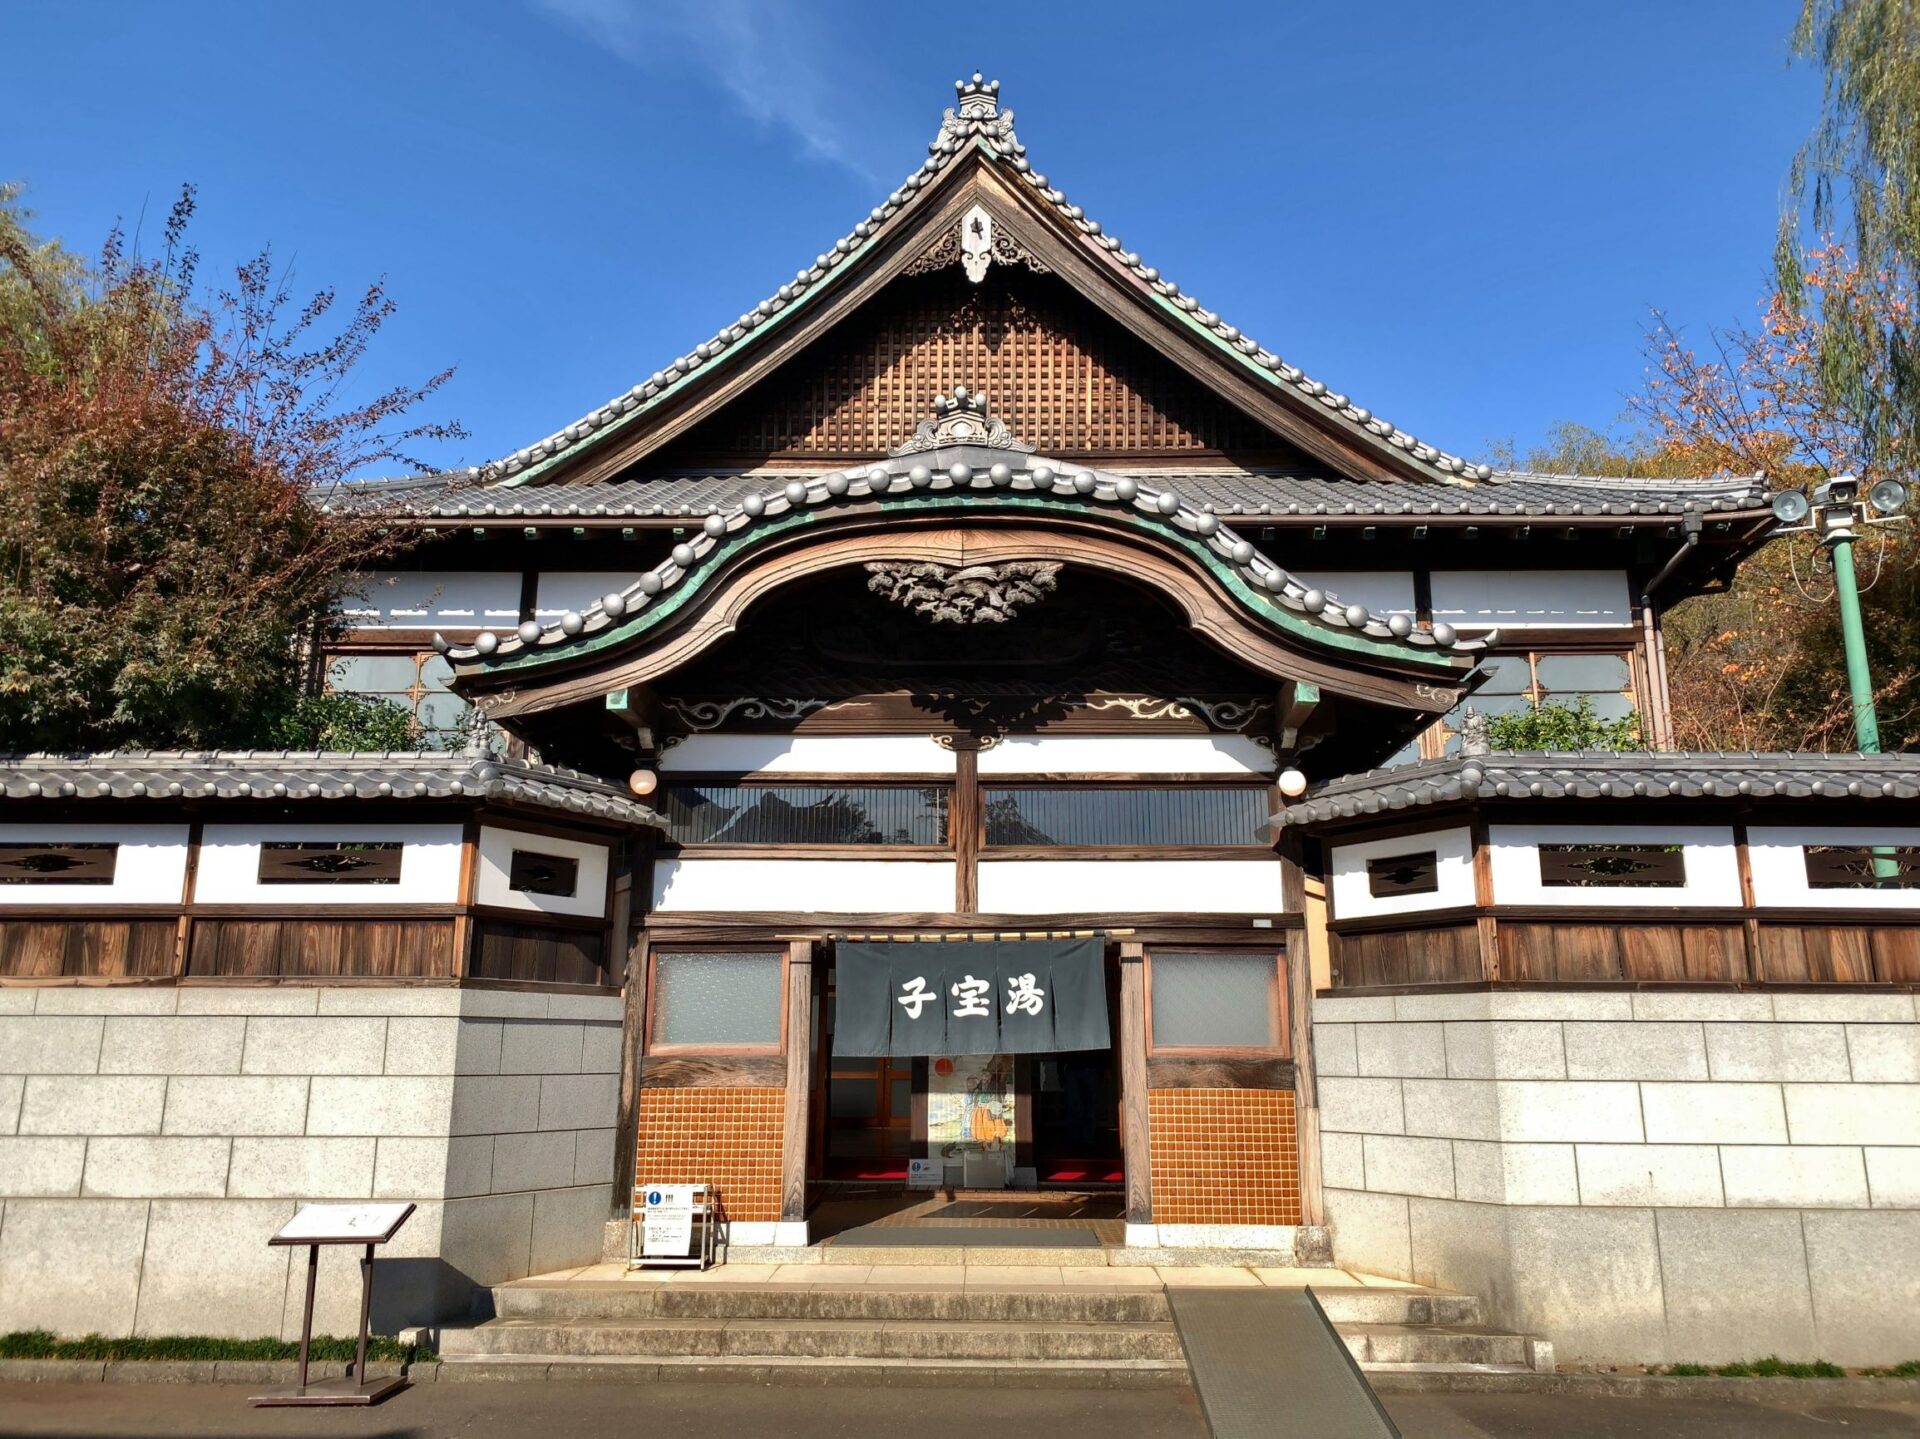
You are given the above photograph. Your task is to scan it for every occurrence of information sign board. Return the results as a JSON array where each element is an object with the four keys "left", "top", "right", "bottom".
[{"left": 640, "top": 1185, "right": 697, "bottom": 1257}]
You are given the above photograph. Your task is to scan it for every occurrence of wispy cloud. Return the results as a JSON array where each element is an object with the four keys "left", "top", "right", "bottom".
[{"left": 532, "top": 0, "right": 885, "bottom": 184}]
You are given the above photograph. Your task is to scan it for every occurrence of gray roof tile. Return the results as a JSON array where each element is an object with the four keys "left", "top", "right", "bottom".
[
  {"left": 0, "top": 751, "right": 664, "bottom": 827},
  {"left": 1278, "top": 750, "right": 1920, "bottom": 825}
]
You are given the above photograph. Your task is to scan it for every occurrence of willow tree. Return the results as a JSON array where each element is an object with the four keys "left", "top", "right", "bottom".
[{"left": 0, "top": 186, "right": 464, "bottom": 751}]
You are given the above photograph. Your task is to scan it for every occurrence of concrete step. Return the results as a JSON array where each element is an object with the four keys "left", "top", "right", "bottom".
[
  {"left": 1339, "top": 1323, "right": 1531, "bottom": 1368},
  {"left": 444, "top": 1317, "right": 1184, "bottom": 1363},
  {"left": 491, "top": 1280, "right": 1481, "bottom": 1329},
  {"left": 438, "top": 1353, "right": 1192, "bottom": 1389}
]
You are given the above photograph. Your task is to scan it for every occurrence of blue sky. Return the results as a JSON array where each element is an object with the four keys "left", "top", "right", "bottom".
[{"left": 3, "top": 1, "right": 1817, "bottom": 476}]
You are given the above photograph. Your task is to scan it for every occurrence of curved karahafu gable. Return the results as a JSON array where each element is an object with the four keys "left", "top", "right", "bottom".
[{"left": 443, "top": 407, "right": 1493, "bottom": 721}]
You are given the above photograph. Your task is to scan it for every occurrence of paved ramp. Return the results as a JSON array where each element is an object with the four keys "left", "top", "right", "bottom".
[
  {"left": 1168, "top": 1287, "right": 1400, "bottom": 1439},
  {"left": 827, "top": 1224, "right": 1100, "bottom": 1248}
]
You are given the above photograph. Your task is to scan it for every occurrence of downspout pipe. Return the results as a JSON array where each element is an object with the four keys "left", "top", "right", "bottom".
[{"left": 1638, "top": 512, "right": 1706, "bottom": 750}]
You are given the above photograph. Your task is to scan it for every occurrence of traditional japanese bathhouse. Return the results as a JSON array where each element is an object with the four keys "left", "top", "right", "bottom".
[
  {"left": 3, "top": 80, "right": 1917, "bottom": 1366},
  {"left": 317, "top": 77, "right": 1778, "bottom": 1248}
]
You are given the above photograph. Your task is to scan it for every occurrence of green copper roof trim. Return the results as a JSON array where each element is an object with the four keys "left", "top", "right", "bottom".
[{"left": 463, "top": 490, "right": 1461, "bottom": 680}]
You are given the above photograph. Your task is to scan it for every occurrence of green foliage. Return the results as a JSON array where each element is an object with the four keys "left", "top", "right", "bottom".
[
  {"left": 0, "top": 184, "right": 461, "bottom": 752},
  {"left": 1483, "top": 697, "right": 1642, "bottom": 753},
  {"left": 0, "top": 1329, "right": 432, "bottom": 1361},
  {"left": 265, "top": 692, "right": 421, "bottom": 752},
  {"left": 1863, "top": 1359, "right": 1920, "bottom": 1377},
  {"left": 1659, "top": 1356, "right": 1848, "bottom": 1378}
]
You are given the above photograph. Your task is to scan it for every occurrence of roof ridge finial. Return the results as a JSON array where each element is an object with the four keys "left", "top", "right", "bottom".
[{"left": 956, "top": 72, "right": 1000, "bottom": 118}]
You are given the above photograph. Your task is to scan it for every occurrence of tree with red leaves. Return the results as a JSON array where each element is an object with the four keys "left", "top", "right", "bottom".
[{"left": 0, "top": 185, "right": 465, "bottom": 751}]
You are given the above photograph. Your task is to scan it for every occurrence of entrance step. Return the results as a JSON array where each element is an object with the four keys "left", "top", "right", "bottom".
[{"left": 439, "top": 1278, "right": 1542, "bottom": 1388}]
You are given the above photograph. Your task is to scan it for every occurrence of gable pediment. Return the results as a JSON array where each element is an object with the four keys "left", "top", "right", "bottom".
[{"left": 481, "top": 82, "right": 1498, "bottom": 493}]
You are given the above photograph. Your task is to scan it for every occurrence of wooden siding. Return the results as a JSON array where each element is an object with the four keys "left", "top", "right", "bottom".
[
  {"left": 470, "top": 918, "right": 609, "bottom": 986},
  {"left": 187, "top": 918, "right": 456, "bottom": 979},
  {"left": 1495, "top": 921, "right": 1749, "bottom": 983},
  {"left": 1756, "top": 924, "right": 1920, "bottom": 985},
  {"left": 0, "top": 920, "right": 177, "bottom": 979},
  {"left": 1331, "top": 923, "right": 1481, "bottom": 987},
  {"left": 662, "top": 267, "right": 1300, "bottom": 463}
]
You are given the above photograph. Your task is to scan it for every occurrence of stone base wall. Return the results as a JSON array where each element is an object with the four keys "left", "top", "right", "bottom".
[
  {"left": 0, "top": 985, "right": 621, "bottom": 1339},
  {"left": 1314, "top": 990, "right": 1920, "bottom": 1365}
]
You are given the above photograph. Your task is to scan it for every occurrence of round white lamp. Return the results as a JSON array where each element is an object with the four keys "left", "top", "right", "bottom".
[
  {"left": 1277, "top": 768, "right": 1308, "bottom": 798},
  {"left": 627, "top": 769, "right": 658, "bottom": 797}
]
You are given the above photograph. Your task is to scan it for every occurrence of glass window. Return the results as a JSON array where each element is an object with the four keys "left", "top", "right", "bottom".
[
  {"left": 1433, "top": 649, "right": 1638, "bottom": 755},
  {"left": 660, "top": 785, "right": 948, "bottom": 846},
  {"left": 509, "top": 849, "right": 580, "bottom": 897},
  {"left": 1537, "top": 843, "right": 1685, "bottom": 888},
  {"left": 0, "top": 842, "right": 117, "bottom": 885},
  {"left": 1803, "top": 845, "right": 1920, "bottom": 890},
  {"left": 1150, "top": 951, "right": 1280, "bottom": 1050},
  {"left": 325, "top": 651, "right": 473, "bottom": 747},
  {"left": 650, "top": 951, "right": 784, "bottom": 1048},
  {"left": 983, "top": 788, "right": 1270, "bottom": 847},
  {"left": 258, "top": 841, "right": 404, "bottom": 885},
  {"left": 1366, "top": 851, "right": 1439, "bottom": 897}
]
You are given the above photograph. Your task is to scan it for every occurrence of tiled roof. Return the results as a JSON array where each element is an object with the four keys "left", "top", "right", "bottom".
[
  {"left": 335, "top": 467, "right": 1768, "bottom": 523},
  {"left": 438, "top": 434, "right": 1503, "bottom": 673},
  {"left": 433, "top": 77, "right": 1550, "bottom": 492},
  {"left": 0, "top": 751, "right": 663, "bottom": 827},
  {"left": 1278, "top": 751, "right": 1920, "bottom": 825}
]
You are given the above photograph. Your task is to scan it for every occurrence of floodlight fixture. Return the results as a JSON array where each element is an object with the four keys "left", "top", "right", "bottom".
[
  {"left": 1769, "top": 488, "right": 1811, "bottom": 525},
  {"left": 1868, "top": 477, "right": 1911, "bottom": 516}
]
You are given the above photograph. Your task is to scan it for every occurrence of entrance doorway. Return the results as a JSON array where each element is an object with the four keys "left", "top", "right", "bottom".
[{"left": 825, "top": 1056, "right": 914, "bottom": 1173}]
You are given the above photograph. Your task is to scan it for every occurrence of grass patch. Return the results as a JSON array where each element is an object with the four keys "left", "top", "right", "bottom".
[
  {"left": 1863, "top": 1360, "right": 1920, "bottom": 1378},
  {"left": 1658, "top": 1356, "right": 1848, "bottom": 1379},
  {"left": 0, "top": 1330, "right": 433, "bottom": 1363}
]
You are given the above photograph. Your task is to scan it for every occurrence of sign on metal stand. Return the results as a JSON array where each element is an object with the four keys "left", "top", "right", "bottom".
[
  {"left": 250, "top": 1202, "right": 416, "bottom": 1408},
  {"left": 628, "top": 1183, "right": 717, "bottom": 1270}
]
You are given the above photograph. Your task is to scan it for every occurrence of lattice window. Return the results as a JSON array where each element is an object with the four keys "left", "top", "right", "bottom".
[
  {"left": 1366, "top": 852, "right": 1440, "bottom": 897},
  {"left": 982, "top": 787, "right": 1270, "bottom": 847},
  {"left": 0, "top": 843, "right": 118, "bottom": 885},
  {"left": 660, "top": 785, "right": 949, "bottom": 846},
  {"left": 1803, "top": 845, "right": 1920, "bottom": 890},
  {"left": 257, "top": 842, "right": 404, "bottom": 885},
  {"left": 664, "top": 268, "right": 1295, "bottom": 462},
  {"left": 1537, "top": 843, "right": 1685, "bottom": 888}
]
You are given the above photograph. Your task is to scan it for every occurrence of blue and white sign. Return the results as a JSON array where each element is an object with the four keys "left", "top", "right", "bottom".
[{"left": 641, "top": 1184, "right": 697, "bottom": 1257}]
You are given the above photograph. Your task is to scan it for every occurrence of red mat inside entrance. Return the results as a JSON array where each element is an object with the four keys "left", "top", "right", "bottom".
[{"left": 825, "top": 1159, "right": 1122, "bottom": 1184}]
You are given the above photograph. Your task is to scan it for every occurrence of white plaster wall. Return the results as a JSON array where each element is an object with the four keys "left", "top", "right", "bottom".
[
  {"left": 1329, "top": 828, "right": 1475, "bottom": 921},
  {"left": 0, "top": 825, "right": 190, "bottom": 907},
  {"left": 0, "top": 985, "right": 622, "bottom": 1338},
  {"left": 337, "top": 571, "right": 522, "bottom": 629},
  {"left": 1290, "top": 572, "right": 1417, "bottom": 618},
  {"left": 1313, "top": 989, "right": 1920, "bottom": 1364},
  {"left": 1429, "top": 570, "right": 1633, "bottom": 629},
  {"left": 651, "top": 857, "right": 957, "bottom": 912},
  {"left": 194, "top": 824, "right": 464, "bottom": 907},
  {"left": 659, "top": 734, "right": 955, "bottom": 775},
  {"left": 475, "top": 826, "right": 610, "bottom": 920},
  {"left": 977, "top": 859, "right": 1285, "bottom": 915},
  {"left": 1748, "top": 827, "right": 1920, "bottom": 911},
  {"left": 1486, "top": 824, "right": 1743, "bottom": 909},
  {"left": 977, "top": 735, "right": 1274, "bottom": 775},
  {"left": 533, "top": 572, "right": 641, "bottom": 619}
]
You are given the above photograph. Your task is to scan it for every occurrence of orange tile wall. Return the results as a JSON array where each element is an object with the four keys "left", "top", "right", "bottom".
[
  {"left": 634, "top": 1086, "right": 785, "bottom": 1223},
  {"left": 1147, "top": 1087, "right": 1301, "bottom": 1225}
]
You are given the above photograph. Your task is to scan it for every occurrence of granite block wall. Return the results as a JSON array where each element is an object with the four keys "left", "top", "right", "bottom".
[
  {"left": 1314, "top": 990, "right": 1920, "bottom": 1365},
  {"left": 0, "top": 985, "right": 622, "bottom": 1338}
]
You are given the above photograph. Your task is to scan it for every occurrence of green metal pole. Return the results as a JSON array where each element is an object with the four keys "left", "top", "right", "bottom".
[
  {"left": 1828, "top": 529, "right": 1899, "bottom": 887},
  {"left": 1827, "top": 531, "right": 1882, "bottom": 754}
]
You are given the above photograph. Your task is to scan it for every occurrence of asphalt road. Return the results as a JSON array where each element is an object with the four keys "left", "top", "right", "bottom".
[{"left": 2, "top": 1382, "right": 1918, "bottom": 1438}]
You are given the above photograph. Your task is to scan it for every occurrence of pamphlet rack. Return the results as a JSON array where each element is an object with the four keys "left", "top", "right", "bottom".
[{"left": 627, "top": 1183, "right": 718, "bottom": 1271}]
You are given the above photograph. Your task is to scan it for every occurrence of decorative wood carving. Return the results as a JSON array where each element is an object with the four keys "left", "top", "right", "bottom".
[
  {"left": 864, "top": 559, "right": 1060, "bottom": 624},
  {"left": 905, "top": 203, "right": 1051, "bottom": 282},
  {"left": 889, "top": 387, "right": 1033, "bottom": 455}
]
